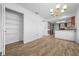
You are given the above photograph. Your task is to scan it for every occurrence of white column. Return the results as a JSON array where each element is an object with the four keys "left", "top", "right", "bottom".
[
  {"left": 76, "top": 7, "right": 79, "bottom": 43},
  {"left": 2, "top": 3, "right": 5, "bottom": 56}
]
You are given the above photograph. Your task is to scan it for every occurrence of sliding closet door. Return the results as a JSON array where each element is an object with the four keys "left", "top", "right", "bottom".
[{"left": 5, "top": 8, "right": 23, "bottom": 44}]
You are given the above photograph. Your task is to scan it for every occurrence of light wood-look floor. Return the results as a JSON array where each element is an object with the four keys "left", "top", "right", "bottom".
[{"left": 5, "top": 36, "right": 79, "bottom": 56}]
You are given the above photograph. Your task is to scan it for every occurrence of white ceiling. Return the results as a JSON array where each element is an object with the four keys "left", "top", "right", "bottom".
[{"left": 18, "top": 3, "right": 79, "bottom": 22}]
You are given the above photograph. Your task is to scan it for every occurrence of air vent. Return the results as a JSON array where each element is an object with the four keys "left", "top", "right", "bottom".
[{"left": 42, "top": 20, "right": 46, "bottom": 22}]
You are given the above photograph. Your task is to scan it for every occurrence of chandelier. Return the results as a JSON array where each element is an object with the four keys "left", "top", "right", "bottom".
[{"left": 50, "top": 4, "right": 67, "bottom": 16}]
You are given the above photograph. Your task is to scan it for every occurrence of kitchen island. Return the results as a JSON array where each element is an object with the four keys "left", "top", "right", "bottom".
[{"left": 55, "top": 30, "right": 76, "bottom": 41}]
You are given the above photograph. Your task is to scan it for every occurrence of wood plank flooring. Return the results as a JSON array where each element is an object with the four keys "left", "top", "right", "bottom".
[{"left": 5, "top": 36, "right": 79, "bottom": 56}]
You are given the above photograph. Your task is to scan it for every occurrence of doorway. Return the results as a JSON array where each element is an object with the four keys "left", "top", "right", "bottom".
[{"left": 5, "top": 8, "right": 24, "bottom": 45}]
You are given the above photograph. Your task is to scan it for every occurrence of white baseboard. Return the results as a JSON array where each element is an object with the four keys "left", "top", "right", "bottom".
[{"left": 76, "top": 41, "right": 79, "bottom": 44}]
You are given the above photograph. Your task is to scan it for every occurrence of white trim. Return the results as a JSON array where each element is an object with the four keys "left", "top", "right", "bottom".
[
  {"left": 2, "top": 3, "right": 5, "bottom": 56},
  {"left": 76, "top": 41, "right": 79, "bottom": 44}
]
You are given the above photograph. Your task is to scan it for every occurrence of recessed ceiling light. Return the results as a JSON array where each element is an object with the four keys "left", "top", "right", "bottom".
[{"left": 56, "top": 4, "right": 60, "bottom": 9}]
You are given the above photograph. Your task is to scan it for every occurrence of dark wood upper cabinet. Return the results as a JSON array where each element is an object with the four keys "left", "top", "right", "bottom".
[
  {"left": 65, "top": 23, "right": 67, "bottom": 27},
  {"left": 71, "top": 16, "right": 75, "bottom": 28},
  {"left": 58, "top": 16, "right": 76, "bottom": 30}
]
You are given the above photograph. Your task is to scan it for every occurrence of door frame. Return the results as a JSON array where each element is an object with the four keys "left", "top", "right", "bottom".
[
  {"left": 2, "top": 4, "right": 24, "bottom": 55},
  {"left": 5, "top": 8, "right": 24, "bottom": 45},
  {"left": 2, "top": 3, "right": 5, "bottom": 56}
]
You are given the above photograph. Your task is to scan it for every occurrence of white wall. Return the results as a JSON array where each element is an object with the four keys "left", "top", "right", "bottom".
[
  {"left": 5, "top": 3, "right": 48, "bottom": 44},
  {"left": 23, "top": 9, "right": 48, "bottom": 43}
]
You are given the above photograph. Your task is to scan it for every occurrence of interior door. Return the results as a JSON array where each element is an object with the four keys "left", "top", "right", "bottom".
[{"left": 5, "top": 8, "right": 23, "bottom": 45}]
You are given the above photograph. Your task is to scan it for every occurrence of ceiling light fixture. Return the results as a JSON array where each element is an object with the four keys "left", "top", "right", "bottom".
[
  {"left": 50, "top": 4, "right": 67, "bottom": 16},
  {"left": 63, "top": 4, "right": 67, "bottom": 10},
  {"left": 61, "top": 9, "right": 64, "bottom": 13},
  {"left": 50, "top": 9, "right": 53, "bottom": 13},
  {"left": 56, "top": 4, "right": 60, "bottom": 9}
]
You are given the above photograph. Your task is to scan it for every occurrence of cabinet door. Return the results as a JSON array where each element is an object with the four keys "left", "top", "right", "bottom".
[{"left": 71, "top": 16, "right": 75, "bottom": 27}]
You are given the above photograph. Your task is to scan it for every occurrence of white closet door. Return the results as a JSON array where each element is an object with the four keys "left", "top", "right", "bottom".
[{"left": 5, "top": 8, "right": 23, "bottom": 44}]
